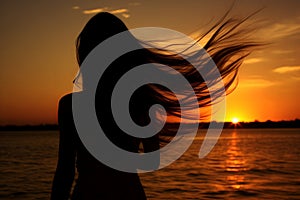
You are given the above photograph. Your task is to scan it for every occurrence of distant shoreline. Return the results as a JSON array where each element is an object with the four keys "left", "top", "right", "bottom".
[
  {"left": 200, "top": 120, "right": 300, "bottom": 129},
  {"left": 0, "top": 119, "right": 299, "bottom": 131}
]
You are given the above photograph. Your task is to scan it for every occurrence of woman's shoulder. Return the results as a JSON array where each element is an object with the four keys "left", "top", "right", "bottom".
[
  {"left": 59, "top": 93, "right": 73, "bottom": 105},
  {"left": 59, "top": 92, "right": 83, "bottom": 108},
  {"left": 57, "top": 93, "right": 73, "bottom": 119},
  {"left": 58, "top": 92, "right": 85, "bottom": 116},
  {"left": 58, "top": 92, "right": 83, "bottom": 115}
]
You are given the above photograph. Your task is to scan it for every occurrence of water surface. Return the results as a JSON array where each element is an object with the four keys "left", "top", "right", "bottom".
[{"left": 0, "top": 129, "right": 299, "bottom": 199}]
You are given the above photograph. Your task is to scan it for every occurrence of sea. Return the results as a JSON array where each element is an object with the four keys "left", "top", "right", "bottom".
[{"left": 0, "top": 129, "right": 299, "bottom": 200}]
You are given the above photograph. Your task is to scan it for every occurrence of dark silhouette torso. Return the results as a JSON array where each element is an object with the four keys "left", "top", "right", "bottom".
[{"left": 52, "top": 93, "right": 147, "bottom": 200}]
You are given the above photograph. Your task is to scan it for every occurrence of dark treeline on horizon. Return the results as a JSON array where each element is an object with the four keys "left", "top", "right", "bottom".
[
  {"left": 200, "top": 119, "right": 300, "bottom": 129},
  {"left": 0, "top": 124, "right": 59, "bottom": 131},
  {"left": 0, "top": 119, "right": 300, "bottom": 131}
]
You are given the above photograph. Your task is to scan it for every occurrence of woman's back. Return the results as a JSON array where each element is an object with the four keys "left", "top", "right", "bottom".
[{"left": 56, "top": 93, "right": 146, "bottom": 200}]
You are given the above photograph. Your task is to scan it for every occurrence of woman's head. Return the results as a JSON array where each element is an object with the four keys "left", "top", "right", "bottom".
[{"left": 76, "top": 12, "right": 128, "bottom": 66}]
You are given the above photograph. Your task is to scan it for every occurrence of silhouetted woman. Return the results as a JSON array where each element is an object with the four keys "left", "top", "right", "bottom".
[{"left": 51, "top": 11, "right": 260, "bottom": 199}]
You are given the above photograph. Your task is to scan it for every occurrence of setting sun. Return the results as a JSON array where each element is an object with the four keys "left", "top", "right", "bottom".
[{"left": 232, "top": 117, "right": 239, "bottom": 124}]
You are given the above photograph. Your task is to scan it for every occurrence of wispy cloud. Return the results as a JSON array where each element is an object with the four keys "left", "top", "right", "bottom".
[
  {"left": 239, "top": 77, "right": 277, "bottom": 88},
  {"left": 271, "top": 49, "right": 293, "bottom": 54},
  {"left": 72, "top": 6, "right": 80, "bottom": 10},
  {"left": 82, "top": 7, "right": 107, "bottom": 15},
  {"left": 122, "top": 13, "right": 130, "bottom": 18},
  {"left": 261, "top": 22, "right": 300, "bottom": 39},
  {"left": 81, "top": 7, "right": 130, "bottom": 18},
  {"left": 129, "top": 2, "right": 141, "bottom": 6},
  {"left": 110, "top": 8, "right": 129, "bottom": 14},
  {"left": 244, "top": 58, "right": 263, "bottom": 64},
  {"left": 273, "top": 66, "right": 300, "bottom": 74}
]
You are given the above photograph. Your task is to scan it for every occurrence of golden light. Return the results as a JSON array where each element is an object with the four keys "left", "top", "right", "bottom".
[{"left": 232, "top": 117, "right": 239, "bottom": 124}]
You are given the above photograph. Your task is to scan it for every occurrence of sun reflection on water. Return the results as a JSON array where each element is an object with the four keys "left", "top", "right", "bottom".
[{"left": 225, "top": 131, "right": 247, "bottom": 190}]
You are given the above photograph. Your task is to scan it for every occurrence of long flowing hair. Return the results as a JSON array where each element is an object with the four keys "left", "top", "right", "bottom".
[{"left": 75, "top": 11, "right": 261, "bottom": 146}]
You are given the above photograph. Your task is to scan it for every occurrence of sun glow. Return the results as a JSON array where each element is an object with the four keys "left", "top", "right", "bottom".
[{"left": 232, "top": 117, "right": 239, "bottom": 124}]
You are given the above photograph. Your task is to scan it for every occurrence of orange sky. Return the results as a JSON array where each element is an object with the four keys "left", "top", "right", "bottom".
[{"left": 0, "top": 0, "right": 300, "bottom": 125}]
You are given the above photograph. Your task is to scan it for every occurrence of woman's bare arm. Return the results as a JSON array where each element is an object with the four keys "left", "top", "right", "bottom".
[{"left": 51, "top": 95, "right": 76, "bottom": 200}]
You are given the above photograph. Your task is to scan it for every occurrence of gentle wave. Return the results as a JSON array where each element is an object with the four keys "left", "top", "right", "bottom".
[{"left": 0, "top": 129, "right": 300, "bottom": 199}]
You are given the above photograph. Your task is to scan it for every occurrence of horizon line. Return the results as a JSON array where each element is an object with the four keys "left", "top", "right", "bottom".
[{"left": 0, "top": 118, "right": 299, "bottom": 127}]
